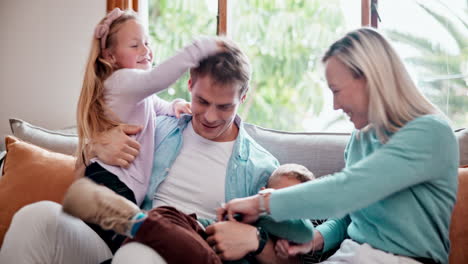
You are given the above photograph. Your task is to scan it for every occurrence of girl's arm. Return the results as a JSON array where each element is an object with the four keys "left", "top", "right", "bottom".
[{"left": 106, "top": 38, "right": 220, "bottom": 106}]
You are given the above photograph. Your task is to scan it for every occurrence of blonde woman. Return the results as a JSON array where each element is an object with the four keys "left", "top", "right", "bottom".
[{"left": 219, "top": 28, "right": 458, "bottom": 264}]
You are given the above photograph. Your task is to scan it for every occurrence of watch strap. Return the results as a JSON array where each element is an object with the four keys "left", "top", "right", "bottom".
[{"left": 249, "top": 226, "right": 269, "bottom": 256}]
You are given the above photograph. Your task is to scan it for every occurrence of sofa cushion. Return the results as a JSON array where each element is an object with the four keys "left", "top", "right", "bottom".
[
  {"left": 9, "top": 118, "right": 78, "bottom": 155},
  {"left": 456, "top": 129, "right": 468, "bottom": 166},
  {"left": 6, "top": 118, "right": 467, "bottom": 176},
  {"left": 449, "top": 165, "right": 468, "bottom": 264},
  {"left": 244, "top": 123, "right": 350, "bottom": 177},
  {"left": 0, "top": 136, "right": 76, "bottom": 247}
]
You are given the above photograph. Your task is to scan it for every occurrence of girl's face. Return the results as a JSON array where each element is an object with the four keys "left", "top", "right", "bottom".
[
  {"left": 106, "top": 19, "right": 153, "bottom": 71},
  {"left": 325, "top": 56, "right": 369, "bottom": 129}
]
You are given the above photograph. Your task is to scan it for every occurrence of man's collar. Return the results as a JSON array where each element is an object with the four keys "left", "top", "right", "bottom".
[
  {"left": 175, "top": 114, "right": 249, "bottom": 160},
  {"left": 176, "top": 114, "right": 243, "bottom": 129}
]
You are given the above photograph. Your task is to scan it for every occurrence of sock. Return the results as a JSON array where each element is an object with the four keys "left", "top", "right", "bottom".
[{"left": 127, "top": 212, "right": 147, "bottom": 238}]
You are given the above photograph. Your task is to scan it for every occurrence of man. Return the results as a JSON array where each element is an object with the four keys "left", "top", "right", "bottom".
[
  {"left": 0, "top": 39, "right": 296, "bottom": 264},
  {"left": 93, "top": 39, "right": 283, "bottom": 263}
]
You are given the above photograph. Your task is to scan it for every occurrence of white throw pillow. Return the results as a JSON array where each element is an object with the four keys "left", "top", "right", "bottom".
[{"left": 9, "top": 118, "right": 78, "bottom": 155}]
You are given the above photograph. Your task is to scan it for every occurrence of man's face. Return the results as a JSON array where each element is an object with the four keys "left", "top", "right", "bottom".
[{"left": 188, "top": 74, "right": 245, "bottom": 142}]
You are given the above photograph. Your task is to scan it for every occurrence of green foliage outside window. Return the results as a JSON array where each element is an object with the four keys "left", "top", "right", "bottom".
[
  {"left": 149, "top": 0, "right": 467, "bottom": 131},
  {"left": 382, "top": 0, "right": 468, "bottom": 128},
  {"left": 148, "top": 0, "right": 349, "bottom": 131}
]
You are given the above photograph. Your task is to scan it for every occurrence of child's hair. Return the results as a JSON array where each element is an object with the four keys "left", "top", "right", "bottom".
[
  {"left": 268, "top": 163, "right": 315, "bottom": 187},
  {"left": 189, "top": 38, "right": 251, "bottom": 98},
  {"left": 76, "top": 9, "right": 139, "bottom": 156}
]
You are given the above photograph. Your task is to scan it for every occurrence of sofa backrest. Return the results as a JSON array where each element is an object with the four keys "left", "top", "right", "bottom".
[
  {"left": 6, "top": 118, "right": 468, "bottom": 172},
  {"left": 244, "top": 123, "right": 468, "bottom": 177},
  {"left": 244, "top": 123, "right": 350, "bottom": 177}
]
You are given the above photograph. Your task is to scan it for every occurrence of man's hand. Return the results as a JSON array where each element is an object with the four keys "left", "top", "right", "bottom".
[
  {"left": 205, "top": 221, "right": 258, "bottom": 260},
  {"left": 88, "top": 124, "right": 142, "bottom": 168}
]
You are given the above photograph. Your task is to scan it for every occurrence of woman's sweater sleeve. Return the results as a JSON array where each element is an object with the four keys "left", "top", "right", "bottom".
[{"left": 269, "top": 116, "right": 457, "bottom": 221}]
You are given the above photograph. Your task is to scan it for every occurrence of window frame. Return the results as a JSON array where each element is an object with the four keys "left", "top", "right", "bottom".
[
  {"left": 107, "top": 0, "right": 139, "bottom": 12},
  {"left": 215, "top": 0, "right": 378, "bottom": 35},
  {"left": 107, "top": 0, "right": 379, "bottom": 32}
]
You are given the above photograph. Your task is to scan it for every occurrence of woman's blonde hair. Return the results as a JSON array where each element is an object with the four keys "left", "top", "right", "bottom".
[
  {"left": 76, "top": 10, "right": 139, "bottom": 157},
  {"left": 322, "top": 27, "right": 440, "bottom": 142}
]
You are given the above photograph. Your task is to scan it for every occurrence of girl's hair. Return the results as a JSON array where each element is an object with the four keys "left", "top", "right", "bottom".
[
  {"left": 322, "top": 27, "right": 440, "bottom": 142},
  {"left": 76, "top": 10, "right": 139, "bottom": 156}
]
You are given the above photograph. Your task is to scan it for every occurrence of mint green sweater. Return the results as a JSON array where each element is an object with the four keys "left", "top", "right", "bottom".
[{"left": 269, "top": 115, "right": 458, "bottom": 263}]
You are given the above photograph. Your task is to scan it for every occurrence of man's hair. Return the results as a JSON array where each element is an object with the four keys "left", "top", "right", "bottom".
[
  {"left": 268, "top": 163, "right": 315, "bottom": 187},
  {"left": 189, "top": 38, "right": 251, "bottom": 97},
  {"left": 322, "top": 27, "right": 440, "bottom": 143}
]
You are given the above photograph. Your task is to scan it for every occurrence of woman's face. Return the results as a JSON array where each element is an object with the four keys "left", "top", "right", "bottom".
[{"left": 325, "top": 56, "right": 369, "bottom": 129}]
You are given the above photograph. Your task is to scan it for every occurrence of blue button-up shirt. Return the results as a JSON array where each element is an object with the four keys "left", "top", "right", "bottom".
[{"left": 141, "top": 115, "right": 279, "bottom": 211}]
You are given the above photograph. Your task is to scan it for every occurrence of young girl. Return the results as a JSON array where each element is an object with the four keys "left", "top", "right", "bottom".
[{"left": 75, "top": 8, "right": 222, "bottom": 252}]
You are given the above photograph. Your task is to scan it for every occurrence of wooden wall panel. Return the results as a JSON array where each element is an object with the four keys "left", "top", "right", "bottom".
[
  {"left": 107, "top": 0, "right": 138, "bottom": 12},
  {"left": 217, "top": 0, "right": 227, "bottom": 35}
]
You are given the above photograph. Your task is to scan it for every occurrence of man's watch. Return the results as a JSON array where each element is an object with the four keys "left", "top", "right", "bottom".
[
  {"left": 258, "top": 188, "right": 274, "bottom": 216},
  {"left": 249, "top": 226, "right": 269, "bottom": 256}
]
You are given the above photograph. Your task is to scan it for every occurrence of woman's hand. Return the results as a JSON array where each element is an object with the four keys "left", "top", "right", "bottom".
[
  {"left": 173, "top": 100, "right": 192, "bottom": 118},
  {"left": 217, "top": 195, "right": 262, "bottom": 224},
  {"left": 274, "top": 230, "right": 324, "bottom": 257}
]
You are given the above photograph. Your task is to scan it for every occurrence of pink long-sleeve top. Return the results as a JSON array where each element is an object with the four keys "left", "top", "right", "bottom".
[{"left": 91, "top": 38, "right": 219, "bottom": 205}]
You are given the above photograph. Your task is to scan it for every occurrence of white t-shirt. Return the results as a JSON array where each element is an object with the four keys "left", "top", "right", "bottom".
[{"left": 152, "top": 122, "right": 235, "bottom": 220}]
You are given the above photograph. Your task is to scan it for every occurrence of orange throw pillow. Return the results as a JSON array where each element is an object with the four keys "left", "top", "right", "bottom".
[
  {"left": 449, "top": 165, "right": 468, "bottom": 264},
  {"left": 0, "top": 136, "right": 76, "bottom": 247}
]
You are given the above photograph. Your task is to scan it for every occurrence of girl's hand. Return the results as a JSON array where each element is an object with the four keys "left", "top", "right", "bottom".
[{"left": 173, "top": 100, "right": 192, "bottom": 118}]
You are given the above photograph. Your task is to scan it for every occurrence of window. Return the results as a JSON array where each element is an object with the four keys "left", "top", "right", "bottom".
[
  {"left": 148, "top": 0, "right": 218, "bottom": 100},
  {"left": 227, "top": 0, "right": 361, "bottom": 132},
  {"left": 379, "top": 0, "right": 468, "bottom": 129},
  {"left": 147, "top": 0, "right": 467, "bottom": 131}
]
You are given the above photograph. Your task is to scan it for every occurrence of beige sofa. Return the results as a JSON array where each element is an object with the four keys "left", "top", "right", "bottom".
[{"left": 1, "top": 118, "right": 467, "bottom": 263}]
